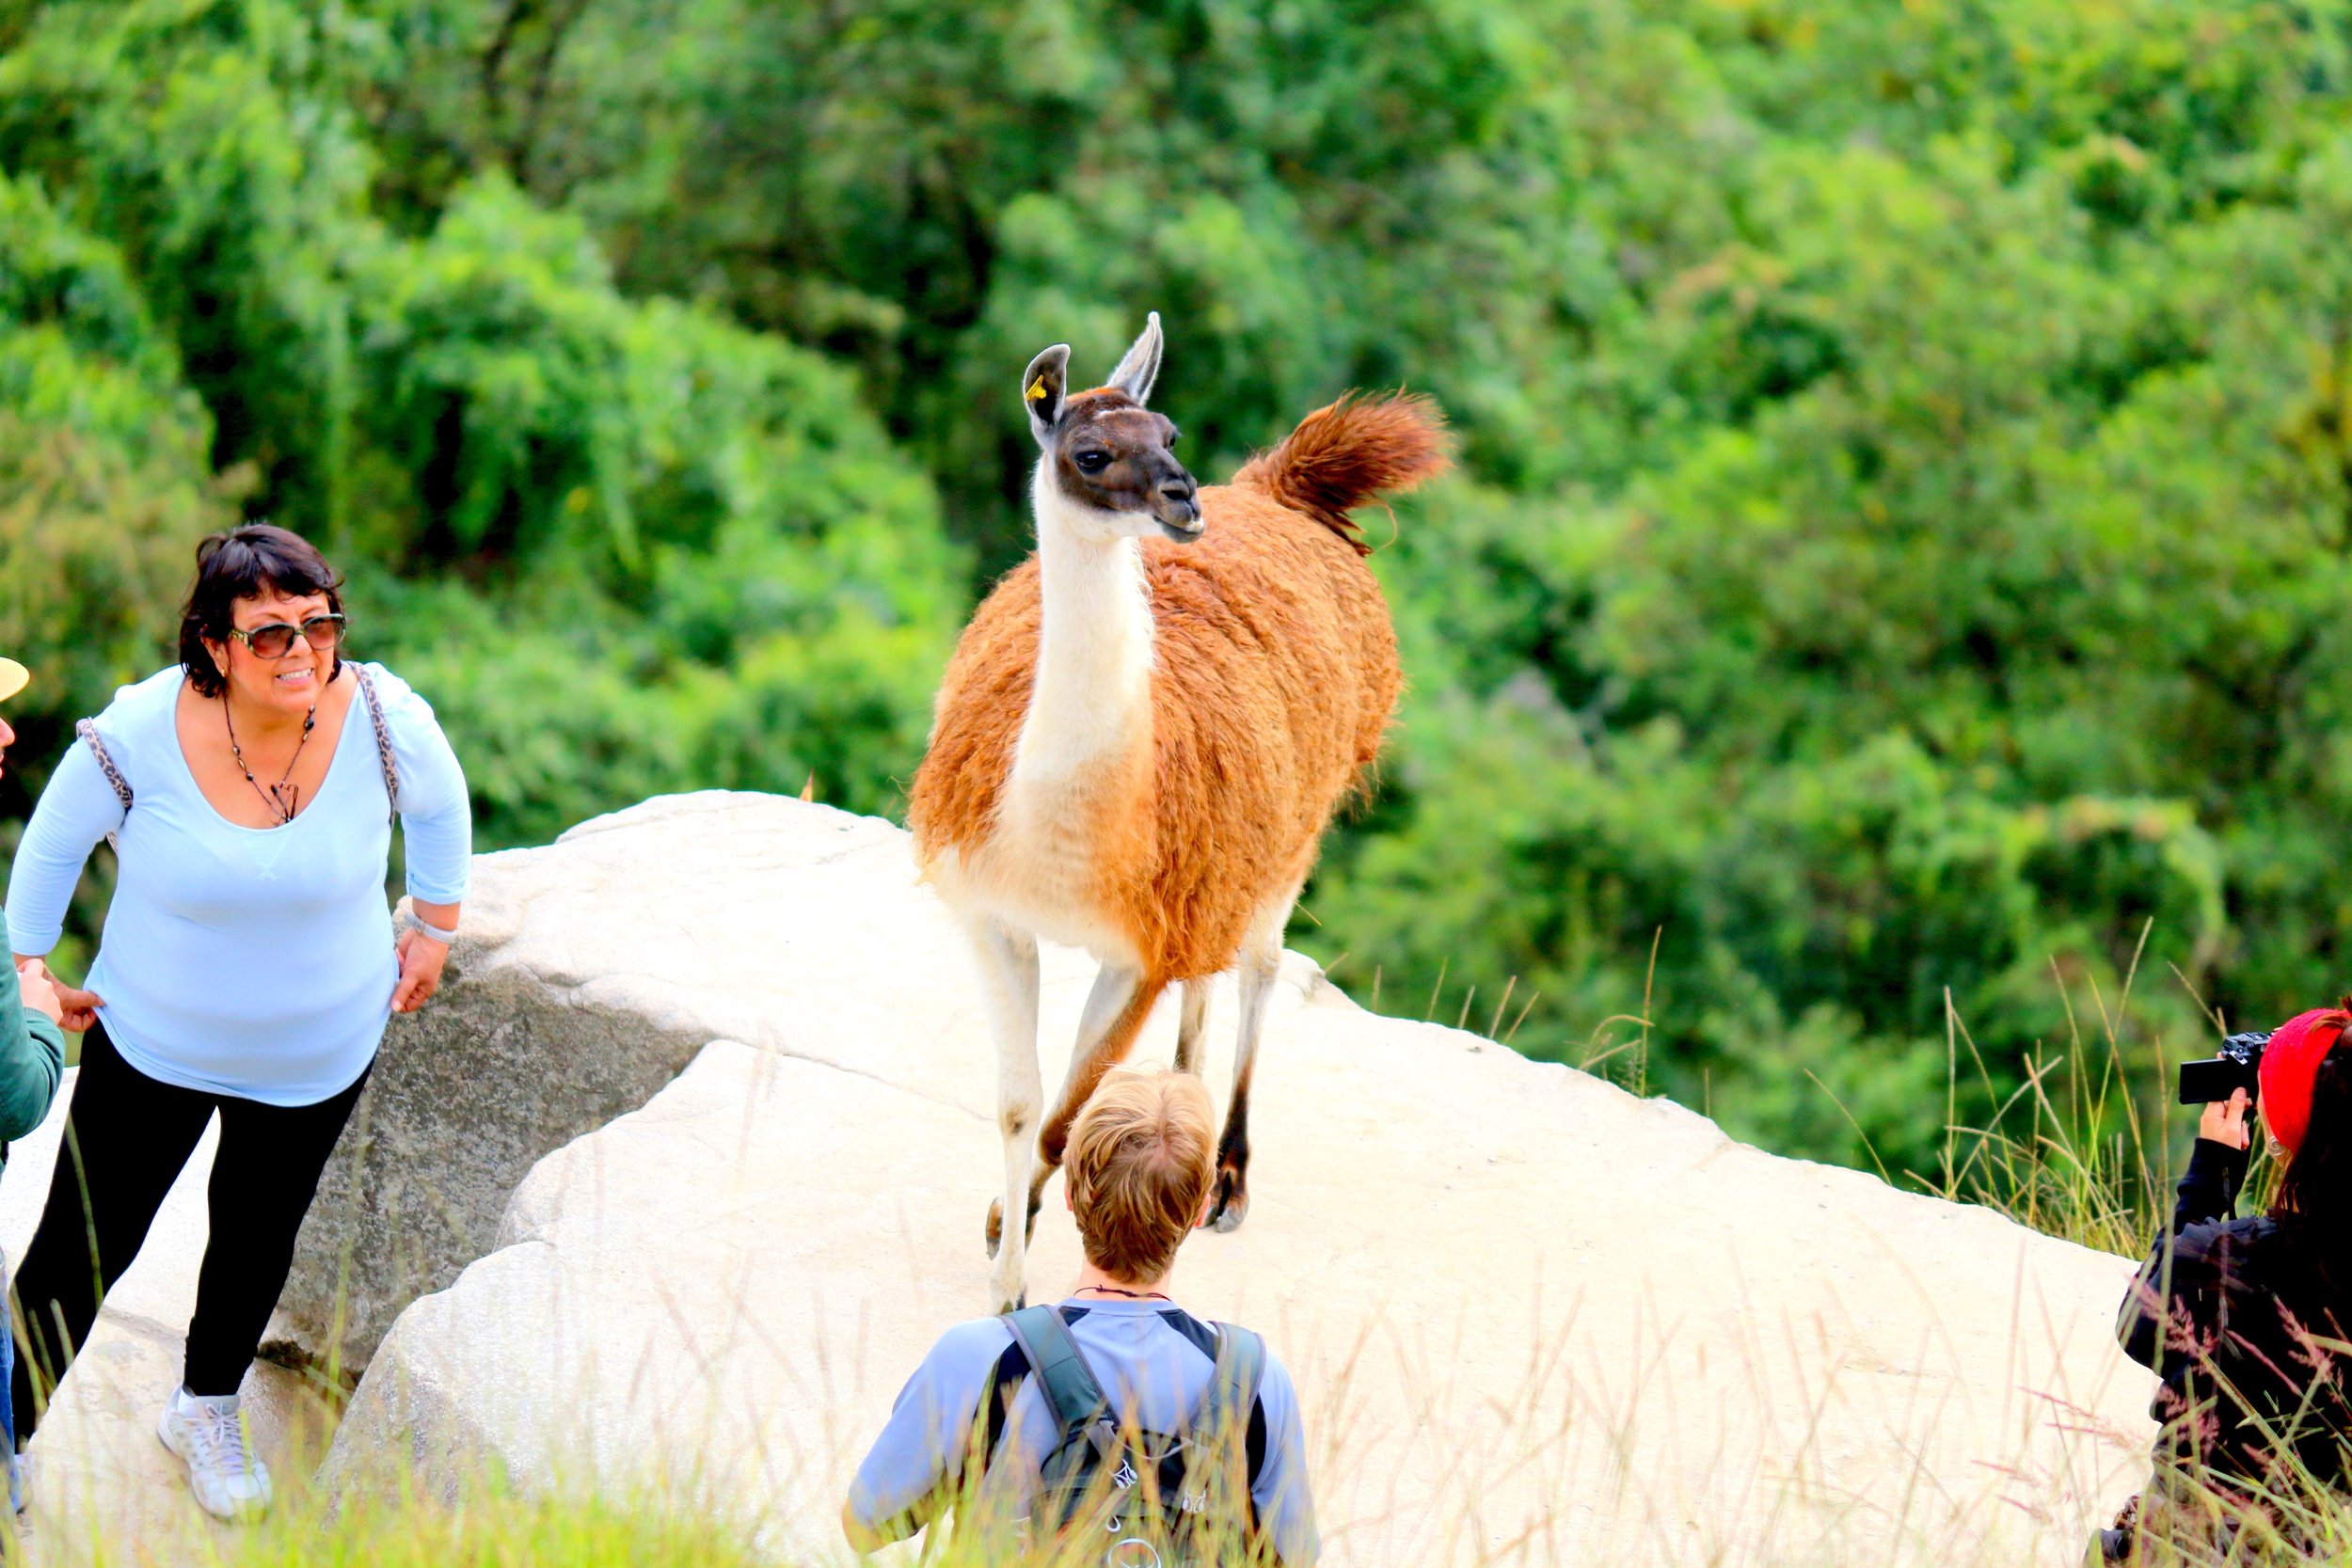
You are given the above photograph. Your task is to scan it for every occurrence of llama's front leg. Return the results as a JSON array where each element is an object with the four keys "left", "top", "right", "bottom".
[
  {"left": 1206, "top": 943, "right": 1279, "bottom": 1232},
  {"left": 1029, "top": 964, "right": 1168, "bottom": 1212},
  {"left": 966, "top": 919, "right": 1041, "bottom": 1313}
]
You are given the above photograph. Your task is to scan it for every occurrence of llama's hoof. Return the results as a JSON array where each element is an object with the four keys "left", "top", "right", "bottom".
[
  {"left": 984, "top": 1195, "right": 1042, "bottom": 1259},
  {"left": 1206, "top": 1170, "right": 1250, "bottom": 1232}
]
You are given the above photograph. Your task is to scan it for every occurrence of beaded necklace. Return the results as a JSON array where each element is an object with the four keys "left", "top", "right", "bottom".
[{"left": 224, "top": 695, "right": 318, "bottom": 825}]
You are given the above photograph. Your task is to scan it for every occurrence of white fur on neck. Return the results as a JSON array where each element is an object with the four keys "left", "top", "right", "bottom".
[{"left": 1011, "top": 464, "right": 1155, "bottom": 784}]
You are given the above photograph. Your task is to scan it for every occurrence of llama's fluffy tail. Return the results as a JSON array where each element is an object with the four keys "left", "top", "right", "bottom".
[{"left": 1232, "top": 392, "right": 1451, "bottom": 554}]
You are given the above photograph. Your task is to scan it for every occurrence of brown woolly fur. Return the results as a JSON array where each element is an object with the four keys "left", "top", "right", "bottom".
[
  {"left": 907, "top": 392, "right": 1447, "bottom": 984},
  {"left": 1231, "top": 392, "right": 1450, "bottom": 555}
]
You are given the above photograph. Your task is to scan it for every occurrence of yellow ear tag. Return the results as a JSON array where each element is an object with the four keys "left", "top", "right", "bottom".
[{"left": 1026, "top": 375, "right": 1050, "bottom": 403}]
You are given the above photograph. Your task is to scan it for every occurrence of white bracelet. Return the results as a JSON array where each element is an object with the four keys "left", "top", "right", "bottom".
[{"left": 404, "top": 910, "right": 458, "bottom": 946}]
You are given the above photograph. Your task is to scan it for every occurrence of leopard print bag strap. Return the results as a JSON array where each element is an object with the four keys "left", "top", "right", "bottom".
[
  {"left": 75, "top": 719, "right": 133, "bottom": 853},
  {"left": 347, "top": 663, "right": 401, "bottom": 826},
  {"left": 75, "top": 720, "right": 133, "bottom": 815}
]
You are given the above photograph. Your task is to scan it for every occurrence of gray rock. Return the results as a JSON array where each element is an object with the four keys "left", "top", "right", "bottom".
[
  {"left": 320, "top": 791, "right": 2163, "bottom": 1567},
  {"left": 281, "top": 790, "right": 911, "bottom": 1367}
]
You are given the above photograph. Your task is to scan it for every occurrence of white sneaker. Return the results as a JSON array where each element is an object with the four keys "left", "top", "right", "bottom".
[{"left": 155, "top": 1386, "right": 270, "bottom": 1520}]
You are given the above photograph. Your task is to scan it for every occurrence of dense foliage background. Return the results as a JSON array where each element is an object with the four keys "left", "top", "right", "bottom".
[{"left": 5, "top": 0, "right": 2347, "bottom": 1183}]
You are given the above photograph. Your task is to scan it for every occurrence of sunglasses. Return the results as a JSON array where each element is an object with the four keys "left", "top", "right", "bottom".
[{"left": 227, "top": 612, "right": 347, "bottom": 660}]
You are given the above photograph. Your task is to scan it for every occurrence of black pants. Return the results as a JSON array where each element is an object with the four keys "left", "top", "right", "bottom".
[{"left": 8, "top": 1021, "right": 369, "bottom": 1438}]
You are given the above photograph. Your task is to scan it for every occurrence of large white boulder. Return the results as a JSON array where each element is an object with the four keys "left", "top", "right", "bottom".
[{"left": 323, "top": 792, "right": 2160, "bottom": 1567}]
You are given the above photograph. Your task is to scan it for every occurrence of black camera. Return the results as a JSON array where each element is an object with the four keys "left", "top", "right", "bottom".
[{"left": 2177, "top": 1030, "right": 2273, "bottom": 1106}]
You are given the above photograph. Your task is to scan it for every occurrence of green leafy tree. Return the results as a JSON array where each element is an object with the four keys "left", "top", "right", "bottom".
[
  {"left": 18, "top": 0, "right": 2352, "bottom": 1183},
  {"left": 0, "top": 0, "right": 963, "bottom": 849}
]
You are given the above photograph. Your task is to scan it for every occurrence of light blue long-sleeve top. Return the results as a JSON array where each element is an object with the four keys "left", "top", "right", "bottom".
[{"left": 5, "top": 662, "right": 471, "bottom": 1106}]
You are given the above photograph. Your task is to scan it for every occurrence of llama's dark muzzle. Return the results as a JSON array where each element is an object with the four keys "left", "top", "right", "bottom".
[
  {"left": 1155, "top": 499, "right": 1203, "bottom": 543},
  {"left": 1152, "top": 476, "right": 1201, "bottom": 541}
]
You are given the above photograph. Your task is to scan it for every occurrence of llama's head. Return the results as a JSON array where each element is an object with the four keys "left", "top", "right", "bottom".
[{"left": 1021, "top": 313, "right": 1202, "bottom": 545}]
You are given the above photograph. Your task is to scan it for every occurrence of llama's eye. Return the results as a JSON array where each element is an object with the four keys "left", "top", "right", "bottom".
[{"left": 1073, "top": 451, "right": 1111, "bottom": 474}]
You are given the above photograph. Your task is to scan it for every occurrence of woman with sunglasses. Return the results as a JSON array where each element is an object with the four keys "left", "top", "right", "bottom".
[{"left": 1, "top": 525, "right": 469, "bottom": 1521}]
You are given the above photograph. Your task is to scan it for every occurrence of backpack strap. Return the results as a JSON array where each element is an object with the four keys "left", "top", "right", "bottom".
[
  {"left": 984, "top": 1306, "right": 1094, "bottom": 1463},
  {"left": 984, "top": 1307, "right": 1269, "bottom": 1484},
  {"left": 1003, "top": 1305, "right": 1110, "bottom": 1437},
  {"left": 1199, "top": 1323, "right": 1266, "bottom": 1455},
  {"left": 1196, "top": 1322, "right": 1271, "bottom": 1541},
  {"left": 346, "top": 663, "right": 401, "bottom": 825}
]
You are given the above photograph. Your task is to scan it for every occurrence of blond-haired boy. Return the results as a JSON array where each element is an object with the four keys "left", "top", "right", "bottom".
[{"left": 847, "top": 1067, "right": 1317, "bottom": 1562}]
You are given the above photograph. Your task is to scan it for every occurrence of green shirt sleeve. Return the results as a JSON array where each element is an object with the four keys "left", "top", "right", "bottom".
[{"left": 0, "top": 908, "right": 65, "bottom": 1144}]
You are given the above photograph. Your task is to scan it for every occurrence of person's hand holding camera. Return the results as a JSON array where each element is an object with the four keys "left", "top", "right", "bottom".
[{"left": 2200, "top": 1086, "right": 2253, "bottom": 1151}]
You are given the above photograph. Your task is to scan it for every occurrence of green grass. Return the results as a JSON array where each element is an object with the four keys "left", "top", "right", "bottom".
[
  {"left": 195, "top": 1486, "right": 767, "bottom": 1568},
  {"left": 1930, "top": 956, "right": 2178, "bottom": 1259},
  {"left": 88, "top": 1457, "right": 1276, "bottom": 1568}
]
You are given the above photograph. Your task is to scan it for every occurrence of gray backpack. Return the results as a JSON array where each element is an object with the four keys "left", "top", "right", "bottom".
[{"left": 986, "top": 1304, "right": 1268, "bottom": 1567}]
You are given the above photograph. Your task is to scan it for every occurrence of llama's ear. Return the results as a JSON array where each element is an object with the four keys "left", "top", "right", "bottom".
[
  {"left": 1105, "top": 311, "right": 1163, "bottom": 405},
  {"left": 1023, "top": 344, "right": 1070, "bottom": 445}
]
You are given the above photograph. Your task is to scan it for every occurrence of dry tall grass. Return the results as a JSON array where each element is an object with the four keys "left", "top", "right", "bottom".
[{"left": 40, "top": 929, "right": 2350, "bottom": 1568}]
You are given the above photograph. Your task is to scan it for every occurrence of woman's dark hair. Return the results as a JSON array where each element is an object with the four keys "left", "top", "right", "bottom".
[
  {"left": 178, "top": 525, "right": 345, "bottom": 698},
  {"left": 2272, "top": 1000, "right": 2352, "bottom": 1232}
]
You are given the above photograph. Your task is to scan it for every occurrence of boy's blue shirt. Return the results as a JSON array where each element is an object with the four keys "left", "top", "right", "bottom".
[{"left": 850, "top": 1296, "right": 1319, "bottom": 1564}]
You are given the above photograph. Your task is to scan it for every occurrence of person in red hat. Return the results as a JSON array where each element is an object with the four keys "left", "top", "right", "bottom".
[{"left": 2102, "top": 1003, "right": 2352, "bottom": 1561}]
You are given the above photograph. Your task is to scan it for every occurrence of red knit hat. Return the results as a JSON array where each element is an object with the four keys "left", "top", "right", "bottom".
[{"left": 2258, "top": 1008, "right": 2348, "bottom": 1158}]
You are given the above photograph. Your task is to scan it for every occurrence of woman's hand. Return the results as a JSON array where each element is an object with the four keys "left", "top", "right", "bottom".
[
  {"left": 14, "top": 958, "right": 62, "bottom": 1027},
  {"left": 390, "top": 927, "right": 448, "bottom": 1014},
  {"left": 52, "top": 981, "right": 103, "bottom": 1032},
  {"left": 16, "top": 957, "right": 104, "bottom": 1033},
  {"left": 2200, "top": 1087, "right": 2253, "bottom": 1150}
]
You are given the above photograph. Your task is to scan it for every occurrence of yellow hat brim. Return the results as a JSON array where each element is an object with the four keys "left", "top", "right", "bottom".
[{"left": 0, "top": 659, "right": 28, "bottom": 703}]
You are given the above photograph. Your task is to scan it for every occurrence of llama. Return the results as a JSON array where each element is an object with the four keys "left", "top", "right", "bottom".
[{"left": 908, "top": 314, "right": 1448, "bottom": 1310}]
